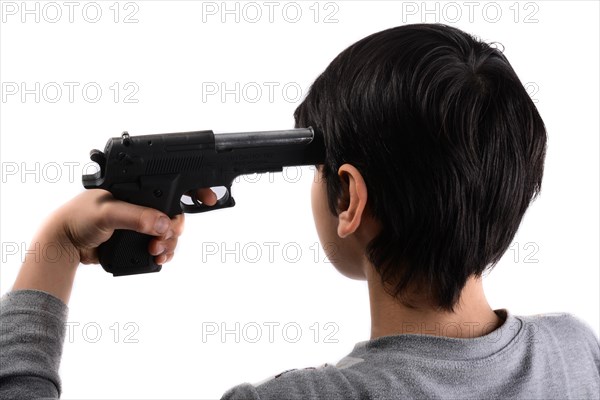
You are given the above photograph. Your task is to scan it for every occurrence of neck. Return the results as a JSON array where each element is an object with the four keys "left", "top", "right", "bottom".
[{"left": 366, "top": 271, "right": 503, "bottom": 340}]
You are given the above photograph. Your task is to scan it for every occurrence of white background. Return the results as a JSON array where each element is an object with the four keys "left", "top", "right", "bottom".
[{"left": 0, "top": 1, "right": 598, "bottom": 399}]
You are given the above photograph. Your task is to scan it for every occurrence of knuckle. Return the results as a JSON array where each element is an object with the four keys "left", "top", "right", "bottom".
[
  {"left": 97, "top": 202, "right": 114, "bottom": 230},
  {"left": 138, "top": 208, "right": 154, "bottom": 232}
]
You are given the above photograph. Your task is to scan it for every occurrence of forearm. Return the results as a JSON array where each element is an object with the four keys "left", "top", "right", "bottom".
[{"left": 12, "top": 228, "right": 80, "bottom": 306}]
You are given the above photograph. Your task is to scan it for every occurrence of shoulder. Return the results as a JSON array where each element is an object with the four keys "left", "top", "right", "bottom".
[
  {"left": 517, "top": 311, "right": 599, "bottom": 355},
  {"left": 519, "top": 312, "right": 598, "bottom": 338}
]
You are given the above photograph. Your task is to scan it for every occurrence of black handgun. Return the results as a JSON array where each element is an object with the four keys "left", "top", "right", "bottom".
[{"left": 82, "top": 127, "right": 325, "bottom": 276}]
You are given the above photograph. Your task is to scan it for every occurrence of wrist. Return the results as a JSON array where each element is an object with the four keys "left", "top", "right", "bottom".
[{"left": 29, "top": 225, "right": 81, "bottom": 269}]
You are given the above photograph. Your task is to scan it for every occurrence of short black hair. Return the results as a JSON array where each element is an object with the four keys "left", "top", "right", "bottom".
[{"left": 294, "top": 23, "right": 547, "bottom": 312}]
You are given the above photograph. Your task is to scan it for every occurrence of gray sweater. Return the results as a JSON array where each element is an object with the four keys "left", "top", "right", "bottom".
[{"left": 1, "top": 289, "right": 599, "bottom": 399}]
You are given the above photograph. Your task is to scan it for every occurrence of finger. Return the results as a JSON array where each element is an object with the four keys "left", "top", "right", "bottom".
[
  {"left": 170, "top": 214, "right": 185, "bottom": 237},
  {"left": 149, "top": 239, "right": 166, "bottom": 256},
  {"left": 149, "top": 214, "right": 184, "bottom": 253},
  {"left": 155, "top": 253, "right": 167, "bottom": 265},
  {"left": 196, "top": 188, "right": 218, "bottom": 206},
  {"left": 154, "top": 214, "right": 184, "bottom": 241},
  {"left": 155, "top": 252, "right": 174, "bottom": 265},
  {"left": 149, "top": 236, "right": 178, "bottom": 256},
  {"left": 101, "top": 200, "right": 171, "bottom": 236}
]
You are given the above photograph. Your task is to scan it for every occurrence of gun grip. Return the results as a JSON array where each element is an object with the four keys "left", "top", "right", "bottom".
[{"left": 98, "top": 230, "right": 162, "bottom": 276}]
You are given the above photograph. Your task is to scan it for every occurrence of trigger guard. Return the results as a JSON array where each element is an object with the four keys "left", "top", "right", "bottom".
[
  {"left": 191, "top": 188, "right": 230, "bottom": 207},
  {"left": 180, "top": 188, "right": 235, "bottom": 213}
]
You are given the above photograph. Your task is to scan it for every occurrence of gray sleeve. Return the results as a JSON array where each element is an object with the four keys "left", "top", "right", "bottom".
[
  {"left": 565, "top": 313, "right": 600, "bottom": 372},
  {"left": 0, "top": 289, "right": 69, "bottom": 399},
  {"left": 221, "top": 383, "right": 262, "bottom": 399},
  {"left": 221, "top": 366, "right": 359, "bottom": 400}
]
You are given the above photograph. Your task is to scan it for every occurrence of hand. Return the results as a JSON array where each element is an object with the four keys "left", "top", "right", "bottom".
[
  {"left": 50, "top": 188, "right": 216, "bottom": 266},
  {"left": 12, "top": 188, "right": 217, "bottom": 304}
]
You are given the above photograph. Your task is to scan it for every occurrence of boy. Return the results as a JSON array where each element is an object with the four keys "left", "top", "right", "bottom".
[{"left": 1, "top": 23, "right": 599, "bottom": 399}]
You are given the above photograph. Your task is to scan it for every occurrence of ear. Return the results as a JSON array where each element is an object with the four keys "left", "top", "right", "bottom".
[{"left": 337, "top": 163, "right": 368, "bottom": 238}]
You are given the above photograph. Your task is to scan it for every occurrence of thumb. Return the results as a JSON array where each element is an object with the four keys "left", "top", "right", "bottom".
[{"left": 102, "top": 200, "right": 171, "bottom": 236}]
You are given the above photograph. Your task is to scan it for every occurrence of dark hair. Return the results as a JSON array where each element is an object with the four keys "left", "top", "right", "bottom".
[{"left": 294, "top": 23, "right": 547, "bottom": 312}]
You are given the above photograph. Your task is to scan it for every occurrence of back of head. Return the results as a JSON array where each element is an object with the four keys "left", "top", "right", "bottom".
[{"left": 295, "top": 23, "right": 547, "bottom": 312}]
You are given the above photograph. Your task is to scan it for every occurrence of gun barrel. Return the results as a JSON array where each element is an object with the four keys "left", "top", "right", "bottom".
[{"left": 214, "top": 128, "right": 314, "bottom": 151}]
